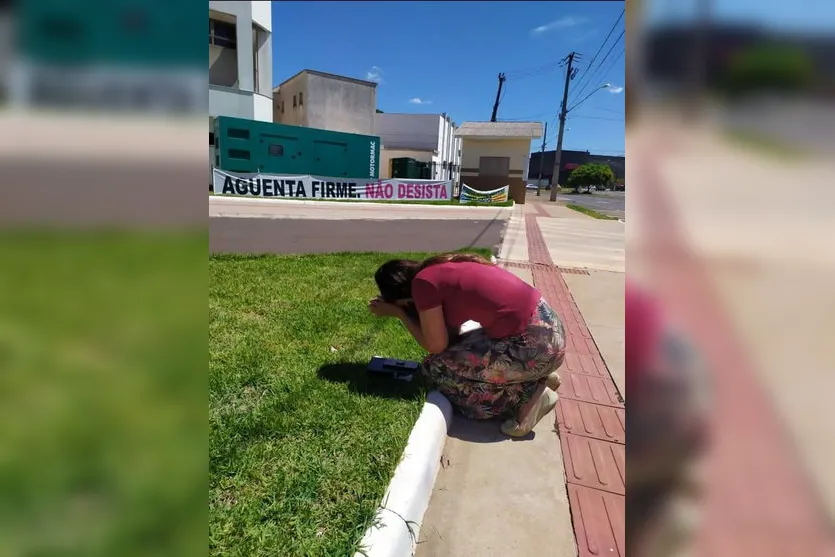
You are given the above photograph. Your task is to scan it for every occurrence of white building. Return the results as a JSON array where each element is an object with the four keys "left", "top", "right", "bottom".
[
  {"left": 209, "top": 1, "right": 272, "bottom": 122},
  {"left": 273, "top": 70, "right": 377, "bottom": 136},
  {"left": 374, "top": 113, "right": 462, "bottom": 183}
]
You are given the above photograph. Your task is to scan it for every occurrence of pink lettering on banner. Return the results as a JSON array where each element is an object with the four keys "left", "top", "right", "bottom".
[
  {"left": 396, "top": 183, "right": 448, "bottom": 200},
  {"left": 364, "top": 182, "right": 395, "bottom": 199}
]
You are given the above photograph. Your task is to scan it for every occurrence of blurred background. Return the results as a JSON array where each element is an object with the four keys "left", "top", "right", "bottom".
[
  {"left": 627, "top": 0, "right": 835, "bottom": 555},
  {"left": 0, "top": 1, "right": 206, "bottom": 556},
  {"left": 2, "top": 0, "right": 834, "bottom": 555}
]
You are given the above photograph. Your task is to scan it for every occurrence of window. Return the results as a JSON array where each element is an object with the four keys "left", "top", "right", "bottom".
[
  {"left": 299, "top": 92, "right": 303, "bottom": 106},
  {"left": 228, "top": 127, "right": 250, "bottom": 140},
  {"left": 281, "top": 100, "right": 285, "bottom": 114},
  {"left": 293, "top": 94, "right": 297, "bottom": 108},
  {"left": 268, "top": 144, "right": 284, "bottom": 156},
  {"left": 228, "top": 148, "right": 250, "bottom": 160},
  {"left": 209, "top": 18, "right": 236, "bottom": 49},
  {"left": 478, "top": 156, "right": 510, "bottom": 177},
  {"left": 209, "top": 132, "right": 215, "bottom": 146},
  {"left": 252, "top": 25, "right": 259, "bottom": 93}
]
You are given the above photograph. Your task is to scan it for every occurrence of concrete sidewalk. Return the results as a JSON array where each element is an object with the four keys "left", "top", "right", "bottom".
[{"left": 417, "top": 202, "right": 625, "bottom": 557}]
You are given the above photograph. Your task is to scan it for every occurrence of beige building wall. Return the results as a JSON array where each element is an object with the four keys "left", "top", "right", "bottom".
[
  {"left": 379, "top": 148, "right": 433, "bottom": 179},
  {"left": 459, "top": 138, "right": 531, "bottom": 176},
  {"left": 272, "top": 73, "right": 307, "bottom": 126},
  {"left": 459, "top": 138, "right": 532, "bottom": 203},
  {"left": 273, "top": 70, "right": 377, "bottom": 136}
]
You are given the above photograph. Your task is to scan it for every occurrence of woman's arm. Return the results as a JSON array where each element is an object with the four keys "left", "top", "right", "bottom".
[
  {"left": 400, "top": 306, "right": 449, "bottom": 354},
  {"left": 369, "top": 298, "right": 449, "bottom": 354}
]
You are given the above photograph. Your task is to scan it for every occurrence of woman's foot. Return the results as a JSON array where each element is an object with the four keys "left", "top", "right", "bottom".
[
  {"left": 545, "top": 372, "right": 561, "bottom": 391},
  {"left": 501, "top": 386, "right": 559, "bottom": 437}
]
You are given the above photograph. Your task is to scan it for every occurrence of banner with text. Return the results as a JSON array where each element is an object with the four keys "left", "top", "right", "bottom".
[
  {"left": 459, "top": 184, "right": 510, "bottom": 204},
  {"left": 212, "top": 169, "right": 453, "bottom": 201}
]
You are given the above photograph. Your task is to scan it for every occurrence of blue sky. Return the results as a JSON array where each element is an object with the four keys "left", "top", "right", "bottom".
[
  {"left": 270, "top": 1, "right": 625, "bottom": 156},
  {"left": 646, "top": 0, "right": 835, "bottom": 32}
]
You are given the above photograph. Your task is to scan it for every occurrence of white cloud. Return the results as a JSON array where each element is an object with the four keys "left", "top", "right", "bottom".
[
  {"left": 608, "top": 85, "right": 624, "bottom": 94},
  {"left": 530, "top": 16, "right": 585, "bottom": 36},
  {"left": 366, "top": 66, "right": 383, "bottom": 83},
  {"left": 408, "top": 97, "right": 432, "bottom": 105}
]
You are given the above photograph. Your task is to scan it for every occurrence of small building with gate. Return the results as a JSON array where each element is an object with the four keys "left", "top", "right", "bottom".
[{"left": 455, "top": 122, "right": 543, "bottom": 204}]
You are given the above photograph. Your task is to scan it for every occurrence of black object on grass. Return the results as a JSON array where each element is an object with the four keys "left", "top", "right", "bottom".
[{"left": 367, "top": 356, "right": 419, "bottom": 382}]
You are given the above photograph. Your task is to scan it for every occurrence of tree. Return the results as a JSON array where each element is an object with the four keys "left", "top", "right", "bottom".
[
  {"left": 566, "top": 163, "right": 615, "bottom": 193},
  {"left": 722, "top": 43, "right": 814, "bottom": 97}
]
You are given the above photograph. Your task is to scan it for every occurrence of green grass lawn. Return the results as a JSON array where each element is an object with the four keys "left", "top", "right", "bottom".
[
  {"left": 565, "top": 203, "right": 620, "bottom": 220},
  {"left": 210, "top": 249, "right": 488, "bottom": 556},
  {"left": 0, "top": 232, "right": 207, "bottom": 556}
]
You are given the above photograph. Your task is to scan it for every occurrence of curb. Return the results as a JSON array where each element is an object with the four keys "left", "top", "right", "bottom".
[
  {"left": 493, "top": 203, "right": 520, "bottom": 260},
  {"left": 354, "top": 391, "right": 453, "bottom": 557},
  {"left": 211, "top": 195, "right": 512, "bottom": 210}
]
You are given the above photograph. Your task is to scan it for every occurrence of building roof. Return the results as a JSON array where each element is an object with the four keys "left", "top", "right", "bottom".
[
  {"left": 275, "top": 69, "right": 378, "bottom": 90},
  {"left": 455, "top": 121, "right": 543, "bottom": 139}
]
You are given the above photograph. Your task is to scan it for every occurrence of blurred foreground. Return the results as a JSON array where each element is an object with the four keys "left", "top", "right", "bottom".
[
  {"left": 0, "top": 2, "right": 207, "bottom": 556},
  {"left": 627, "top": 0, "right": 835, "bottom": 554}
]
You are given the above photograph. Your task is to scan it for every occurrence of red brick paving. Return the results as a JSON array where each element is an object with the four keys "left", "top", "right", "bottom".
[{"left": 519, "top": 213, "right": 625, "bottom": 557}]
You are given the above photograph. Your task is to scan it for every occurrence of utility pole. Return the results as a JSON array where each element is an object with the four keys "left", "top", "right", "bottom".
[
  {"left": 550, "top": 52, "right": 577, "bottom": 202},
  {"left": 536, "top": 121, "right": 547, "bottom": 196},
  {"left": 490, "top": 73, "right": 506, "bottom": 122}
]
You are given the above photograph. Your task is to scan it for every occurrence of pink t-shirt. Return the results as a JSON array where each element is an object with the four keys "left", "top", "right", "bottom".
[{"left": 411, "top": 262, "right": 540, "bottom": 338}]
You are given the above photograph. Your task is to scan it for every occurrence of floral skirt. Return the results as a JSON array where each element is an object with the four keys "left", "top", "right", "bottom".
[{"left": 420, "top": 297, "right": 566, "bottom": 420}]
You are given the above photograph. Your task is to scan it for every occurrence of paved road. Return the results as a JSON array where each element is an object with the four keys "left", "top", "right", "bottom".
[
  {"left": 552, "top": 191, "right": 625, "bottom": 219},
  {"left": 210, "top": 217, "right": 505, "bottom": 255}
]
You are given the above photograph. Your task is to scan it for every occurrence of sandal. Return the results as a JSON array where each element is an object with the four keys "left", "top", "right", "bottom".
[{"left": 501, "top": 387, "right": 558, "bottom": 437}]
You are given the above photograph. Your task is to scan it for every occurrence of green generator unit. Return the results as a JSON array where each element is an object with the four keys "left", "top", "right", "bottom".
[
  {"left": 19, "top": 0, "right": 204, "bottom": 67},
  {"left": 417, "top": 162, "right": 432, "bottom": 179},
  {"left": 214, "top": 116, "right": 381, "bottom": 178},
  {"left": 391, "top": 157, "right": 419, "bottom": 179},
  {"left": 390, "top": 158, "right": 435, "bottom": 180}
]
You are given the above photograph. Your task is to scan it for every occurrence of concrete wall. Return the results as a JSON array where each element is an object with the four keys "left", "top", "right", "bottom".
[
  {"left": 460, "top": 138, "right": 531, "bottom": 176},
  {"left": 210, "top": 87, "right": 256, "bottom": 119},
  {"left": 251, "top": 1, "right": 272, "bottom": 30},
  {"left": 306, "top": 73, "right": 376, "bottom": 135},
  {"left": 208, "top": 1, "right": 272, "bottom": 122},
  {"left": 275, "top": 72, "right": 376, "bottom": 135},
  {"left": 273, "top": 73, "right": 307, "bottom": 126},
  {"left": 376, "top": 113, "right": 439, "bottom": 150},
  {"left": 379, "top": 148, "right": 434, "bottom": 178}
]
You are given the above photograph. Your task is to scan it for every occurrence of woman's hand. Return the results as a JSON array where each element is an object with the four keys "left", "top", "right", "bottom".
[{"left": 368, "top": 297, "right": 405, "bottom": 319}]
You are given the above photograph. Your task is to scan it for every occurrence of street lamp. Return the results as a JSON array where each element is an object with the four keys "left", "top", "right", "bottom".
[{"left": 566, "top": 83, "right": 611, "bottom": 113}]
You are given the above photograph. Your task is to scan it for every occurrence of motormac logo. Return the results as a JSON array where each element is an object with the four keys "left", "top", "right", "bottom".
[{"left": 369, "top": 141, "right": 376, "bottom": 177}]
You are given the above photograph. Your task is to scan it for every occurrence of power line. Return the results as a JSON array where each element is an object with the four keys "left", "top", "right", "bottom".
[
  {"left": 570, "top": 9, "right": 624, "bottom": 104},
  {"left": 504, "top": 60, "right": 563, "bottom": 80},
  {"left": 586, "top": 105, "right": 624, "bottom": 115},
  {"left": 592, "top": 46, "right": 625, "bottom": 91},
  {"left": 568, "top": 115, "right": 624, "bottom": 121},
  {"left": 571, "top": 31, "right": 624, "bottom": 106}
]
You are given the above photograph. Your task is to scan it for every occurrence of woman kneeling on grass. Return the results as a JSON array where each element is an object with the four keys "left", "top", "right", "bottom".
[{"left": 369, "top": 253, "right": 565, "bottom": 437}]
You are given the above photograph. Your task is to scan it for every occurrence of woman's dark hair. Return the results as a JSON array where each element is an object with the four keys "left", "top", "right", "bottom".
[{"left": 374, "top": 253, "right": 493, "bottom": 303}]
